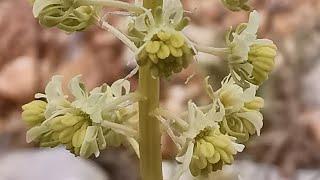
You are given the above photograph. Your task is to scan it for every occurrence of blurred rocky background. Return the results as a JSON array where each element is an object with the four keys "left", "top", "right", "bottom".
[{"left": 1, "top": 0, "right": 320, "bottom": 179}]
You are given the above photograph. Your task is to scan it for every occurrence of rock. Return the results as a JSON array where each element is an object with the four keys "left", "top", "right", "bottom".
[
  {"left": 0, "top": 56, "right": 36, "bottom": 102},
  {"left": 0, "top": 148, "right": 108, "bottom": 180}
]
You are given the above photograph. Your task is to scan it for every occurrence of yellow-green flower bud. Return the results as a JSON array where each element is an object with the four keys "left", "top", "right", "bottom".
[
  {"left": 39, "top": 131, "right": 60, "bottom": 148},
  {"left": 145, "top": 41, "right": 161, "bottom": 54},
  {"left": 221, "top": 0, "right": 251, "bottom": 12},
  {"left": 22, "top": 100, "right": 47, "bottom": 127},
  {"left": 137, "top": 30, "right": 194, "bottom": 78},
  {"left": 189, "top": 128, "right": 240, "bottom": 176},
  {"left": 157, "top": 31, "right": 171, "bottom": 41},
  {"left": 245, "top": 97, "right": 264, "bottom": 110},
  {"left": 247, "top": 43, "right": 277, "bottom": 85}
]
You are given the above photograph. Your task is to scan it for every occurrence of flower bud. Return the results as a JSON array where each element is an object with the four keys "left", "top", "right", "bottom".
[
  {"left": 245, "top": 97, "right": 264, "bottom": 110},
  {"left": 221, "top": 0, "right": 251, "bottom": 12},
  {"left": 247, "top": 43, "right": 277, "bottom": 85},
  {"left": 22, "top": 100, "right": 47, "bottom": 127},
  {"left": 189, "top": 128, "right": 242, "bottom": 176}
]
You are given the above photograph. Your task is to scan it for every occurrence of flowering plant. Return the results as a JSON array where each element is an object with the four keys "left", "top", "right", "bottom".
[{"left": 22, "top": 0, "right": 277, "bottom": 179}]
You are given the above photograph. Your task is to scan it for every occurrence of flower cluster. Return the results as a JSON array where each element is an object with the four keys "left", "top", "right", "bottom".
[
  {"left": 155, "top": 100, "right": 244, "bottom": 179},
  {"left": 196, "top": 11, "right": 277, "bottom": 88},
  {"left": 32, "top": 0, "right": 99, "bottom": 32},
  {"left": 189, "top": 127, "right": 242, "bottom": 176},
  {"left": 128, "top": 0, "right": 195, "bottom": 78},
  {"left": 22, "top": 75, "right": 140, "bottom": 158},
  {"left": 136, "top": 30, "right": 194, "bottom": 78},
  {"left": 226, "top": 11, "right": 277, "bottom": 87},
  {"left": 206, "top": 76, "right": 264, "bottom": 143},
  {"left": 155, "top": 74, "right": 264, "bottom": 179}
]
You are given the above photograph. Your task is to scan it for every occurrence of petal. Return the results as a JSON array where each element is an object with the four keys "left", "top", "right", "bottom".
[
  {"left": 111, "top": 79, "right": 131, "bottom": 97},
  {"left": 243, "top": 85, "right": 257, "bottom": 102},
  {"left": 127, "top": 137, "right": 140, "bottom": 158},
  {"left": 26, "top": 125, "right": 49, "bottom": 143},
  {"left": 173, "top": 142, "right": 195, "bottom": 180},
  {"left": 254, "top": 38, "right": 274, "bottom": 45},
  {"left": 134, "top": 13, "right": 149, "bottom": 31},
  {"left": 45, "top": 75, "right": 64, "bottom": 102},
  {"left": 80, "top": 126, "right": 100, "bottom": 158},
  {"left": 237, "top": 111, "right": 263, "bottom": 136},
  {"left": 204, "top": 77, "right": 214, "bottom": 99},
  {"left": 162, "top": 0, "right": 183, "bottom": 26},
  {"left": 33, "top": 0, "right": 61, "bottom": 17},
  {"left": 232, "top": 142, "right": 245, "bottom": 152},
  {"left": 244, "top": 10, "right": 260, "bottom": 35},
  {"left": 69, "top": 75, "right": 87, "bottom": 101},
  {"left": 97, "top": 127, "right": 107, "bottom": 150}
]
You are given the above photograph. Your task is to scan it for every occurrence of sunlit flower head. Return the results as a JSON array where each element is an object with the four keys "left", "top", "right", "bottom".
[
  {"left": 155, "top": 100, "right": 243, "bottom": 179},
  {"left": 226, "top": 11, "right": 277, "bottom": 87},
  {"left": 22, "top": 75, "right": 140, "bottom": 158},
  {"left": 128, "top": 0, "right": 195, "bottom": 78},
  {"left": 205, "top": 75, "right": 264, "bottom": 142}
]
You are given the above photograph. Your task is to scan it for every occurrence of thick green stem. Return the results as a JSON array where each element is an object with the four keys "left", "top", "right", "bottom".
[
  {"left": 138, "top": 65, "right": 163, "bottom": 180},
  {"left": 138, "top": 0, "right": 163, "bottom": 179}
]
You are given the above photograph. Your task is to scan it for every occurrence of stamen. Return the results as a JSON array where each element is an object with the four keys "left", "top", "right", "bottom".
[
  {"left": 154, "top": 108, "right": 189, "bottom": 129},
  {"left": 97, "top": 18, "right": 139, "bottom": 52}
]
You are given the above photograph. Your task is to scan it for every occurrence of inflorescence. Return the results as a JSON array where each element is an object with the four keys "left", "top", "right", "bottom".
[{"left": 23, "top": 0, "right": 277, "bottom": 179}]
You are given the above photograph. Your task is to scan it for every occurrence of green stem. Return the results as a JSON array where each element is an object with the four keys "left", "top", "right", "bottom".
[
  {"left": 138, "top": 0, "right": 163, "bottom": 178},
  {"left": 138, "top": 65, "right": 163, "bottom": 180}
]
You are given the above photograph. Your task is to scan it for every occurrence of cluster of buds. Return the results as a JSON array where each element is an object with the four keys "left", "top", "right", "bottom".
[
  {"left": 22, "top": 75, "right": 140, "bottom": 158},
  {"left": 32, "top": 0, "right": 98, "bottom": 32},
  {"left": 226, "top": 11, "right": 277, "bottom": 87},
  {"left": 154, "top": 99, "right": 244, "bottom": 179},
  {"left": 155, "top": 73, "right": 264, "bottom": 179},
  {"left": 189, "top": 127, "right": 241, "bottom": 176},
  {"left": 137, "top": 30, "right": 194, "bottom": 78},
  {"left": 197, "top": 11, "right": 277, "bottom": 88},
  {"left": 206, "top": 76, "right": 264, "bottom": 143},
  {"left": 128, "top": 0, "right": 195, "bottom": 78}
]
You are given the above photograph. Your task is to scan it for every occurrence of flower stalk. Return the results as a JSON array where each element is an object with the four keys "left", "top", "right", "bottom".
[
  {"left": 138, "top": 0, "right": 164, "bottom": 177},
  {"left": 138, "top": 65, "right": 162, "bottom": 180}
]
